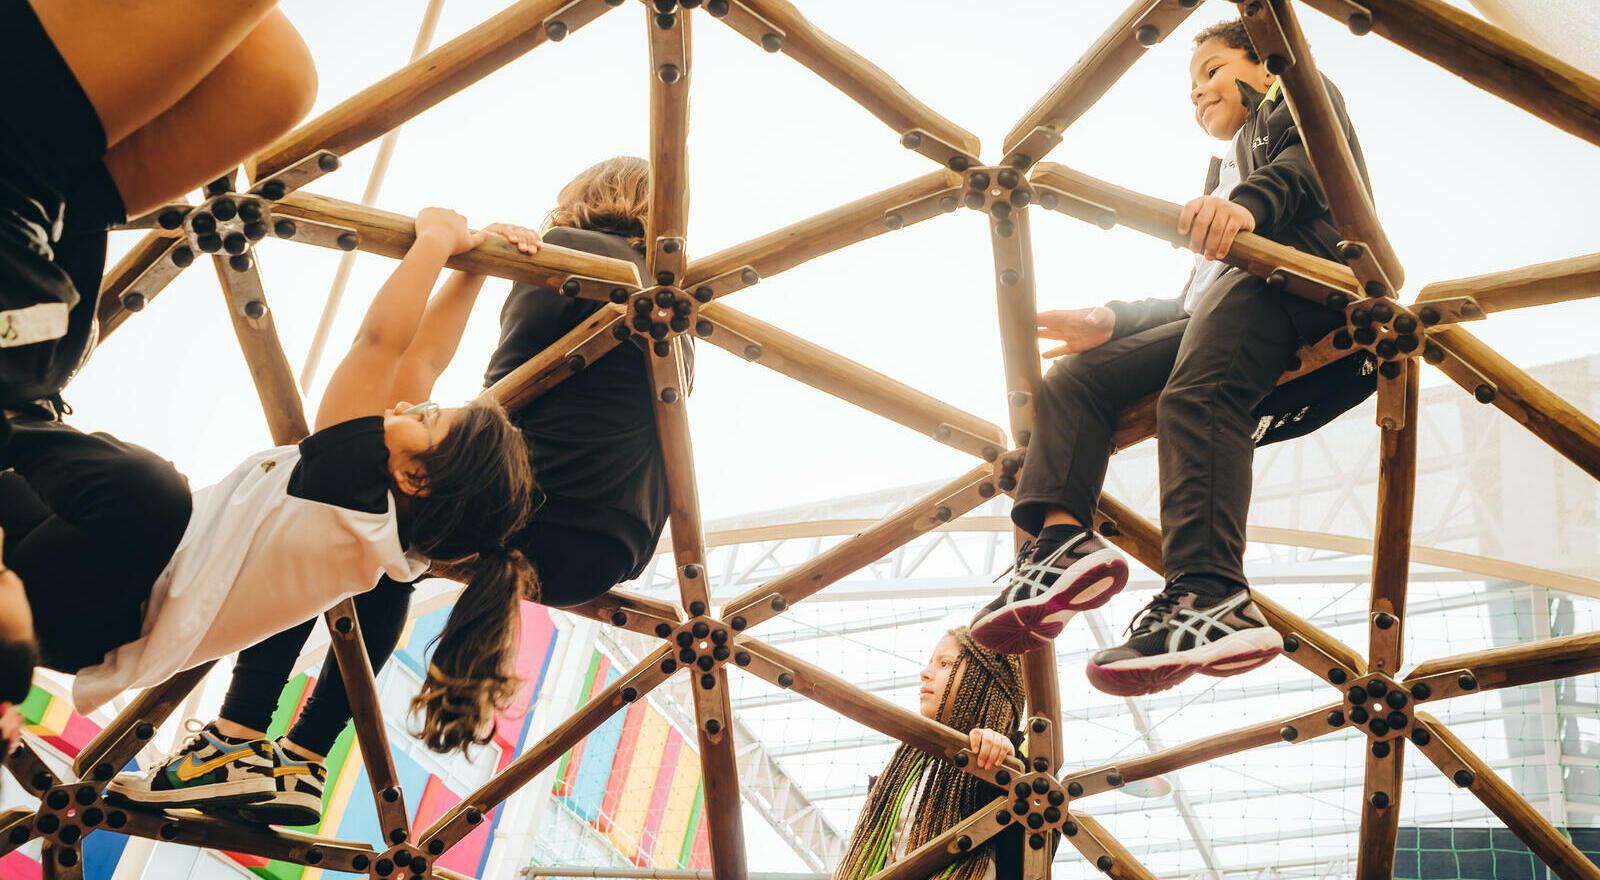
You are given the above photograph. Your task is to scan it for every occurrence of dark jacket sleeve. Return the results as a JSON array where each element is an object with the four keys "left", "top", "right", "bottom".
[
  {"left": 1105, "top": 296, "right": 1187, "bottom": 340},
  {"left": 1229, "top": 76, "right": 1367, "bottom": 242}
]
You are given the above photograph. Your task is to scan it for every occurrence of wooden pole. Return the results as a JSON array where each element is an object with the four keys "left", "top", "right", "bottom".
[
  {"left": 269, "top": 192, "right": 641, "bottom": 289},
  {"left": 1354, "top": 740, "right": 1405, "bottom": 880},
  {"left": 1416, "top": 252, "right": 1600, "bottom": 314},
  {"left": 1405, "top": 630, "right": 1600, "bottom": 695},
  {"left": 72, "top": 662, "right": 216, "bottom": 782},
  {"left": 683, "top": 171, "right": 960, "bottom": 295},
  {"left": 1028, "top": 162, "right": 1360, "bottom": 304},
  {"left": 690, "top": 668, "right": 748, "bottom": 880},
  {"left": 1412, "top": 714, "right": 1600, "bottom": 880},
  {"left": 484, "top": 304, "right": 626, "bottom": 413},
  {"left": 420, "top": 644, "right": 676, "bottom": 852},
  {"left": 211, "top": 257, "right": 311, "bottom": 445},
  {"left": 562, "top": 587, "right": 685, "bottom": 639},
  {"left": 96, "top": 232, "right": 183, "bottom": 342},
  {"left": 1368, "top": 361, "right": 1418, "bottom": 673},
  {"left": 720, "top": 463, "right": 997, "bottom": 629},
  {"left": 1002, "top": 0, "right": 1206, "bottom": 164},
  {"left": 1429, "top": 326, "right": 1600, "bottom": 481},
  {"left": 991, "top": 208, "right": 1042, "bottom": 446},
  {"left": 868, "top": 794, "right": 1011, "bottom": 880},
  {"left": 114, "top": 806, "right": 376, "bottom": 871},
  {"left": 1299, "top": 0, "right": 1600, "bottom": 149},
  {"left": 730, "top": 0, "right": 979, "bottom": 160},
  {"left": 646, "top": 3, "right": 691, "bottom": 286},
  {"left": 323, "top": 599, "right": 410, "bottom": 847},
  {"left": 646, "top": 340, "right": 711, "bottom": 613},
  {"left": 252, "top": 0, "right": 605, "bottom": 179},
  {"left": 1242, "top": 0, "right": 1405, "bottom": 290},
  {"left": 699, "top": 302, "right": 1008, "bottom": 459}
]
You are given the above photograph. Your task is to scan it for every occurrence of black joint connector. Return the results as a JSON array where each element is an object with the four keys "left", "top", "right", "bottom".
[
  {"left": 1032, "top": 756, "right": 1048, "bottom": 772},
  {"left": 337, "top": 232, "right": 359, "bottom": 251},
  {"left": 700, "top": 673, "right": 716, "bottom": 690},
  {"left": 656, "top": 63, "right": 680, "bottom": 83},
  {"left": 1367, "top": 679, "right": 1389, "bottom": 698},
  {"left": 744, "top": 343, "right": 763, "bottom": 361},
  {"left": 1459, "top": 673, "right": 1479, "bottom": 691},
  {"left": 317, "top": 153, "right": 341, "bottom": 173},
  {"left": 994, "top": 769, "right": 1011, "bottom": 786},
  {"left": 1280, "top": 725, "right": 1298, "bottom": 742},
  {"left": 622, "top": 686, "right": 638, "bottom": 703},
  {"left": 934, "top": 506, "right": 951, "bottom": 522},
  {"left": 1373, "top": 741, "right": 1391, "bottom": 758},
  {"left": 1411, "top": 728, "right": 1431, "bottom": 747},
  {"left": 1327, "top": 710, "right": 1345, "bottom": 727},
  {"left": 1474, "top": 385, "right": 1496, "bottom": 404},
  {"left": 428, "top": 840, "right": 446, "bottom": 855},
  {"left": 948, "top": 156, "right": 970, "bottom": 172},
  {"left": 567, "top": 354, "right": 587, "bottom": 373},
  {"left": 1370, "top": 791, "right": 1391, "bottom": 809},
  {"left": 1265, "top": 54, "right": 1289, "bottom": 75},
  {"left": 261, "top": 181, "right": 288, "bottom": 201},
  {"left": 465, "top": 808, "right": 483, "bottom": 825},
  {"left": 160, "top": 821, "right": 181, "bottom": 840},
  {"left": 953, "top": 752, "right": 969, "bottom": 767},
  {"left": 1135, "top": 24, "right": 1160, "bottom": 46},
  {"left": 957, "top": 834, "right": 972, "bottom": 851},
  {"left": 1106, "top": 772, "right": 1123, "bottom": 787},
  {"left": 705, "top": 719, "right": 722, "bottom": 735},
  {"left": 1411, "top": 682, "right": 1432, "bottom": 701},
  {"left": 771, "top": 596, "right": 787, "bottom": 612},
  {"left": 136, "top": 722, "right": 155, "bottom": 740},
  {"left": 883, "top": 213, "right": 903, "bottom": 230},
  {"left": 968, "top": 171, "right": 990, "bottom": 190},
  {"left": 1374, "top": 612, "right": 1396, "bottom": 630},
  {"left": 660, "top": 387, "right": 679, "bottom": 404},
  {"left": 334, "top": 616, "right": 353, "bottom": 634},
  {"left": 691, "top": 621, "right": 710, "bottom": 639},
  {"left": 731, "top": 616, "right": 747, "bottom": 630},
  {"left": 689, "top": 600, "right": 707, "bottom": 616},
  {"left": 777, "top": 672, "right": 795, "bottom": 688},
  {"left": 353, "top": 855, "right": 371, "bottom": 871},
  {"left": 1454, "top": 769, "right": 1475, "bottom": 787},
  {"left": 684, "top": 564, "right": 702, "bottom": 580},
  {"left": 389, "top": 827, "right": 408, "bottom": 844},
  {"left": 1348, "top": 11, "right": 1373, "bottom": 35},
  {"left": 760, "top": 32, "right": 783, "bottom": 52},
  {"left": 662, "top": 658, "right": 678, "bottom": 674},
  {"left": 1327, "top": 667, "right": 1346, "bottom": 684},
  {"left": 1386, "top": 690, "right": 1408, "bottom": 709}
]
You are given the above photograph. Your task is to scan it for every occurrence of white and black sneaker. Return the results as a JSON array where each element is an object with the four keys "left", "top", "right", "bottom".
[
  {"left": 104, "top": 721, "right": 275, "bottom": 811},
  {"left": 227, "top": 743, "right": 327, "bottom": 826},
  {"left": 1086, "top": 586, "right": 1283, "bottom": 696},
  {"left": 971, "top": 529, "right": 1129, "bottom": 655}
]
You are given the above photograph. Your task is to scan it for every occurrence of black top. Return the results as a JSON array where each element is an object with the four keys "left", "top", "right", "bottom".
[
  {"left": 483, "top": 227, "right": 692, "bottom": 579},
  {"left": 288, "top": 416, "right": 393, "bottom": 515}
]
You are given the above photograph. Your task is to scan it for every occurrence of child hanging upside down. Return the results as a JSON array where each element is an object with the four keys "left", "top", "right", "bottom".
[
  {"left": 833, "top": 627, "right": 1025, "bottom": 880},
  {"left": 107, "top": 158, "right": 688, "bottom": 826},
  {"left": 0, "top": 207, "right": 536, "bottom": 811},
  {"left": 972, "top": 19, "right": 1376, "bottom": 696}
]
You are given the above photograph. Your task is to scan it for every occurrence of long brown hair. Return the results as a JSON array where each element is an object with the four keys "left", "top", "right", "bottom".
[
  {"left": 833, "top": 628, "right": 1024, "bottom": 880},
  {"left": 402, "top": 397, "right": 539, "bottom": 752},
  {"left": 543, "top": 156, "right": 650, "bottom": 249}
]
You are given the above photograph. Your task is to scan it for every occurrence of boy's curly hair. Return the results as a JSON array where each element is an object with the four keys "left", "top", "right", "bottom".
[{"left": 1193, "top": 19, "right": 1260, "bottom": 63}]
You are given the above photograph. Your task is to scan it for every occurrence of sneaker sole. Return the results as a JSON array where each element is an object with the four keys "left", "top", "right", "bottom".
[
  {"left": 972, "top": 551, "right": 1130, "bottom": 655},
  {"left": 210, "top": 794, "right": 324, "bottom": 828},
  {"left": 104, "top": 778, "right": 276, "bottom": 810},
  {"left": 1085, "top": 628, "right": 1284, "bottom": 697}
]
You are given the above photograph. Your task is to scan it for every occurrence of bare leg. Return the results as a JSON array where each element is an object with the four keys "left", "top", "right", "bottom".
[
  {"left": 26, "top": 0, "right": 283, "bottom": 146},
  {"left": 104, "top": 10, "right": 316, "bottom": 215}
]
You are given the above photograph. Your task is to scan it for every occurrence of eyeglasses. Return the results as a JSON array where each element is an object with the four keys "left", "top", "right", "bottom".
[{"left": 401, "top": 400, "right": 441, "bottom": 447}]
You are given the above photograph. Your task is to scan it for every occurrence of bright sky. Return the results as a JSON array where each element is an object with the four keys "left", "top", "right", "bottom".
[{"left": 64, "top": 0, "right": 1600, "bottom": 528}]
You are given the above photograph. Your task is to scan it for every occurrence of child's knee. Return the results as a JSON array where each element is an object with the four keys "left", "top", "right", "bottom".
[{"left": 231, "top": 12, "right": 318, "bottom": 144}]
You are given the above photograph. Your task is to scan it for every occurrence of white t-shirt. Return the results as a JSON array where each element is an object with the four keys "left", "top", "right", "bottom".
[
  {"left": 72, "top": 417, "right": 430, "bottom": 713},
  {"left": 1180, "top": 128, "right": 1247, "bottom": 316},
  {"left": 887, "top": 767, "right": 997, "bottom": 880}
]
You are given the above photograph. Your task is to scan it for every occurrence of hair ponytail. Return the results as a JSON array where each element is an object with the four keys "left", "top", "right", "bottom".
[
  {"left": 402, "top": 396, "right": 541, "bottom": 753},
  {"left": 410, "top": 547, "right": 533, "bottom": 752}
]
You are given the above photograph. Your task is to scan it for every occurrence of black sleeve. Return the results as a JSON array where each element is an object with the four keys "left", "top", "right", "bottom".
[
  {"left": 1106, "top": 296, "right": 1187, "bottom": 339},
  {"left": 287, "top": 416, "right": 392, "bottom": 514},
  {"left": 1229, "top": 76, "right": 1365, "bottom": 239}
]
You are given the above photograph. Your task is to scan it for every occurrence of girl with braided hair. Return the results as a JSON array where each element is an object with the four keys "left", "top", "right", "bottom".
[{"left": 834, "top": 627, "right": 1026, "bottom": 880}]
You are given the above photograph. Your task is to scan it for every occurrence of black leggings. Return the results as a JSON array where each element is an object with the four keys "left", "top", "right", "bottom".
[
  {"left": 218, "top": 521, "right": 632, "bottom": 755},
  {"left": 0, "top": 415, "right": 191, "bottom": 672}
]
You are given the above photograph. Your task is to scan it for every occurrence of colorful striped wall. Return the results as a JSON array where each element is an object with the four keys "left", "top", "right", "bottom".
[{"left": 0, "top": 603, "right": 706, "bottom": 880}]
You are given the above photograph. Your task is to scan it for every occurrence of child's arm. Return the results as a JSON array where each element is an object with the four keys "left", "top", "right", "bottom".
[
  {"left": 314, "top": 208, "right": 484, "bottom": 433},
  {"left": 388, "top": 223, "right": 541, "bottom": 406}
]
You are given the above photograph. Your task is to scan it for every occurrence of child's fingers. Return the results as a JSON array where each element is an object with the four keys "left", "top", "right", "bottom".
[
  {"left": 1189, "top": 202, "right": 1215, "bottom": 254},
  {"left": 1217, "top": 215, "right": 1242, "bottom": 259},
  {"left": 1177, "top": 198, "right": 1199, "bottom": 236}
]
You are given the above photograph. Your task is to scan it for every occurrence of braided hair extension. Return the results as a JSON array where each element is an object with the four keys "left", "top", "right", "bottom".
[{"left": 832, "top": 628, "right": 1025, "bottom": 880}]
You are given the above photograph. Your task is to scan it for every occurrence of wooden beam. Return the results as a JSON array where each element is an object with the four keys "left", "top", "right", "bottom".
[
  {"left": 871, "top": 793, "right": 1010, "bottom": 880},
  {"left": 563, "top": 587, "right": 685, "bottom": 639},
  {"left": 683, "top": 171, "right": 960, "bottom": 294},
  {"left": 1241, "top": 0, "right": 1405, "bottom": 290},
  {"left": 1354, "top": 740, "right": 1405, "bottom": 880},
  {"left": 699, "top": 302, "right": 1008, "bottom": 459},
  {"left": 1022, "top": 645, "right": 1062, "bottom": 775},
  {"left": 720, "top": 462, "right": 996, "bottom": 629},
  {"left": 72, "top": 662, "right": 215, "bottom": 782},
  {"left": 212, "top": 257, "right": 310, "bottom": 446},
  {"left": 1253, "top": 589, "right": 1369, "bottom": 679},
  {"left": 1429, "top": 325, "right": 1600, "bottom": 481},
  {"left": 1003, "top": 0, "right": 1206, "bottom": 163},
  {"left": 1062, "top": 701, "right": 1345, "bottom": 798},
  {"left": 646, "top": 340, "right": 711, "bottom": 612},
  {"left": 115, "top": 805, "right": 376, "bottom": 871},
  {"left": 647, "top": 3, "right": 691, "bottom": 284},
  {"left": 1090, "top": 494, "right": 1162, "bottom": 574},
  {"left": 1300, "top": 0, "right": 1600, "bottom": 149},
  {"left": 691, "top": 668, "right": 747, "bottom": 880},
  {"left": 252, "top": 0, "right": 606, "bottom": 179},
  {"left": 728, "top": 0, "right": 979, "bottom": 160},
  {"left": 420, "top": 643, "right": 676, "bottom": 852},
  {"left": 96, "top": 232, "right": 184, "bottom": 342},
  {"left": 1412, "top": 714, "right": 1600, "bottom": 880},
  {"left": 1416, "top": 252, "right": 1600, "bottom": 314},
  {"left": 270, "top": 191, "right": 641, "bottom": 289},
  {"left": 484, "top": 304, "right": 626, "bottom": 413},
  {"left": 1406, "top": 630, "right": 1600, "bottom": 696},
  {"left": 1070, "top": 812, "right": 1161, "bottom": 880},
  {"left": 1368, "top": 361, "right": 1418, "bottom": 673},
  {"left": 991, "top": 208, "right": 1042, "bottom": 445},
  {"left": 1029, "top": 162, "right": 1360, "bottom": 306},
  {"left": 323, "top": 599, "right": 409, "bottom": 846}
]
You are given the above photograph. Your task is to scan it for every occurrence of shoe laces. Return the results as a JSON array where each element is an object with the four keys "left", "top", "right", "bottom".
[
  {"left": 991, "top": 540, "right": 1036, "bottom": 583},
  {"left": 1124, "top": 588, "right": 1194, "bottom": 636}
]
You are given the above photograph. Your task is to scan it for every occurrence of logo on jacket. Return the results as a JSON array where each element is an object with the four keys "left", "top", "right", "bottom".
[
  {"left": 261, "top": 460, "right": 276, "bottom": 473},
  {"left": 1251, "top": 135, "right": 1270, "bottom": 150}
]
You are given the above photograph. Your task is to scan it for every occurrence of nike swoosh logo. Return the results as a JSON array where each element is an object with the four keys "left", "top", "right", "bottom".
[{"left": 173, "top": 746, "right": 254, "bottom": 782}]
